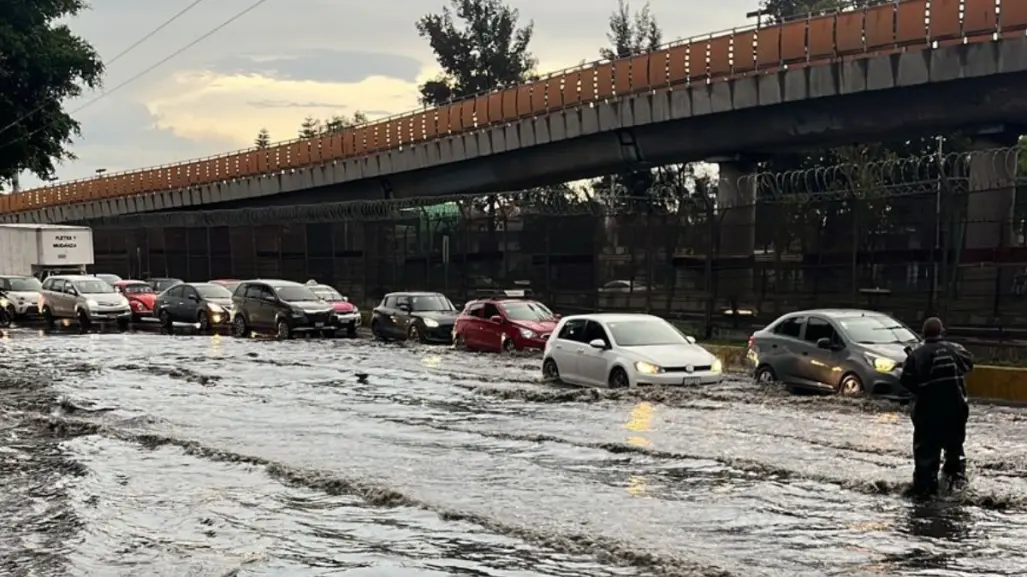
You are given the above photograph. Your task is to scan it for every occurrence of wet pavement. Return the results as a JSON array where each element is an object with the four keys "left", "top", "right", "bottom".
[{"left": 1, "top": 326, "right": 1026, "bottom": 576}]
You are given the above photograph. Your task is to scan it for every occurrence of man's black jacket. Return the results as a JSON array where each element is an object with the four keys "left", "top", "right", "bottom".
[{"left": 899, "top": 338, "right": 973, "bottom": 422}]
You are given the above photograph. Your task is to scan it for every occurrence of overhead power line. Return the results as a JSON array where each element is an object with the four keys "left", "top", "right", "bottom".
[
  {"left": 0, "top": 0, "right": 272, "bottom": 154},
  {"left": 0, "top": 0, "right": 209, "bottom": 139}
]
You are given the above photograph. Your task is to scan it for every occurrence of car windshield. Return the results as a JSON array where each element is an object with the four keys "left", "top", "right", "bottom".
[
  {"left": 218, "top": 282, "right": 241, "bottom": 293},
  {"left": 274, "top": 286, "right": 318, "bottom": 302},
  {"left": 74, "top": 280, "right": 115, "bottom": 294},
  {"left": 153, "top": 279, "right": 182, "bottom": 291},
  {"left": 122, "top": 284, "right": 153, "bottom": 294},
  {"left": 409, "top": 295, "right": 454, "bottom": 312},
  {"left": 195, "top": 284, "right": 232, "bottom": 299},
  {"left": 8, "top": 277, "right": 41, "bottom": 291},
  {"left": 311, "top": 286, "right": 344, "bottom": 301},
  {"left": 607, "top": 319, "right": 689, "bottom": 347},
  {"left": 501, "top": 301, "right": 554, "bottom": 321},
  {"left": 839, "top": 315, "right": 919, "bottom": 344}
]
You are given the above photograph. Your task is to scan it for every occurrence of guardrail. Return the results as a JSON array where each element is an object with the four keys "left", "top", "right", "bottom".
[{"left": 5, "top": 0, "right": 1024, "bottom": 215}]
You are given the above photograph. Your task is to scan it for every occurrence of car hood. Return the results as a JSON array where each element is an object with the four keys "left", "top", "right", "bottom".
[
  {"left": 330, "top": 300, "right": 356, "bottom": 312},
  {"left": 627, "top": 344, "right": 718, "bottom": 367},
  {"left": 512, "top": 319, "right": 557, "bottom": 333},
  {"left": 860, "top": 342, "right": 917, "bottom": 361},
  {"left": 413, "top": 311, "right": 459, "bottom": 323},
  {"left": 287, "top": 300, "right": 333, "bottom": 314},
  {"left": 127, "top": 293, "right": 156, "bottom": 306},
  {"left": 206, "top": 297, "right": 233, "bottom": 308},
  {"left": 89, "top": 293, "right": 127, "bottom": 306},
  {"left": 5, "top": 291, "right": 40, "bottom": 301}
]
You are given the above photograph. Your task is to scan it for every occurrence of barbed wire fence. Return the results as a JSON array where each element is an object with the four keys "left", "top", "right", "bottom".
[{"left": 85, "top": 146, "right": 1027, "bottom": 339}]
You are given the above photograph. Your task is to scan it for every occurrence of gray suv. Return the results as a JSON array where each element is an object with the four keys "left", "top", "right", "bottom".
[
  {"left": 746, "top": 309, "right": 920, "bottom": 397},
  {"left": 40, "top": 275, "right": 131, "bottom": 329}
]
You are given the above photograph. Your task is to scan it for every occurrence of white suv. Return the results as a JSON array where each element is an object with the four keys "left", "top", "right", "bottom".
[
  {"left": 40, "top": 275, "right": 131, "bottom": 329},
  {"left": 0, "top": 275, "right": 43, "bottom": 317}
]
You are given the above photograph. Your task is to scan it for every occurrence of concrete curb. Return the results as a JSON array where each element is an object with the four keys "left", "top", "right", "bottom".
[{"left": 704, "top": 345, "right": 1027, "bottom": 404}]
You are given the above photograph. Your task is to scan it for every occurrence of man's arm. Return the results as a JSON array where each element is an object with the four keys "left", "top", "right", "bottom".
[
  {"left": 899, "top": 351, "right": 920, "bottom": 395},
  {"left": 943, "top": 341, "right": 974, "bottom": 375}
]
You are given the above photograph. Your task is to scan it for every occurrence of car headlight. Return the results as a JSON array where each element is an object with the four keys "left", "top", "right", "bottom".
[
  {"left": 86, "top": 299, "right": 98, "bottom": 308},
  {"left": 519, "top": 328, "right": 536, "bottom": 338},
  {"left": 865, "top": 353, "right": 897, "bottom": 373},
  {"left": 0, "top": 298, "right": 8, "bottom": 308},
  {"left": 291, "top": 309, "right": 305, "bottom": 317},
  {"left": 422, "top": 318, "right": 439, "bottom": 327},
  {"left": 208, "top": 303, "right": 224, "bottom": 313},
  {"left": 711, "top": 358, "right": 723, "bottom": 374},
  {"left": 634, "top": 361, "right": 663, "bottom": 375}
]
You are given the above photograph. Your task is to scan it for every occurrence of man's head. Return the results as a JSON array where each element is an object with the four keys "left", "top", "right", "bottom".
[{"left": 922, "top": 317, "right": 944, "bottom": 339}]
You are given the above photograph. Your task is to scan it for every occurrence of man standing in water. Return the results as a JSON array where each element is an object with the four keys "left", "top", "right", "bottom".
[{"left": 899, "top": 317, "right": 974, "bottom": 497}]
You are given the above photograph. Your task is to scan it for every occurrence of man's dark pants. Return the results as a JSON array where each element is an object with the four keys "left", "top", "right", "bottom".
[{"left": 912, "top": 406, "right": 968, "bottom": 495}]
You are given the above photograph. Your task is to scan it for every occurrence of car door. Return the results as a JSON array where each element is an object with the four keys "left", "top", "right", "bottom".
[
  {"left": 55, "top": 280, "right": 74, "bottom": 316},
  {"left": 479, "top": 302, "right": 504, "bottom": 352},
  {"left": 391, "top": 295, "right": 413, "bottom": 337},
  {"left": 254, "top": 285, "right": 277, "bottom": 328},
  {"left": 798, "top": 316, "right": 845, "bottom": 390},
  {"left": 577, "top": 320, "right": 613, "bottom": 386},
  {"left": 179, "top": 285, "right": 201, "bottom": 321},
  {"left": 461, "top": 302, "right": 484, "bottom": 348},
  {"left": 159, "top": 285, "right": 181, "bottom": 319},
  {"left": 241, "top": 284, "right": 264, "bottom": 326},
  {"left": 764, "top": 315, "right": 809, "bottom": 386},
  {"left": 551, "top": 318, "right": 588, "bottom": 384}
]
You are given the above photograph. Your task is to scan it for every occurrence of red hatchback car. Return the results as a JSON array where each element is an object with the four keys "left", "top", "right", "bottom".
[
  {"left": 453, "top": 298, "right": 558, "bottom": 352},
  {"left": 113, "top": 280, "right": 157, "bottom": 321}
]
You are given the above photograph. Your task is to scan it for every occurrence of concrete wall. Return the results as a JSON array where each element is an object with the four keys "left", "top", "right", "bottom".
[{"left": 7, "top": 38, "right": 1027, "bottom": 225}]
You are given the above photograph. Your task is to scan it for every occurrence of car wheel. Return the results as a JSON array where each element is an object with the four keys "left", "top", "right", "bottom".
[
  {"left": 838, "top": 373, "right": 864, "bottom": 397},
  {"left": 502, "top": 337, "right": 517, "bottom": 353},
  {"left": 453, "top": 333, "right": 468, "bottom": 350},
  {"left": 197, "top": 310, "right": 211, "bottom": 332},
  {"left": 407, "top": 323, "right": 426, "bottom": 343},
  {"left": 276, "top": 318, "right": 292, "bottom": 340},
  {"left": 232, "top": 314, "right": 248, "bottom": 338},
  {"left": 116, "top": 318, "right": 129, "bottom": 331},
  {"left": 76, "top": 309, "right": 91, "bottom": 329},
  {"left": 0, "top": 310, "right": 10, "bottom": 328},
  {"left": 159, "top": 309, "right": 174, "bottom": 333},
  {"left": 346, "top": 324, "right": 357, "bottom": 338},
  {"left": 754, "top": 365, "right": 776, "bottom": 385},
  {"left": 4, "top": 304, "right": 15, "bottom": 320},
  {"left": 42, "top": 307, "right": 55, "bottom": 329},
  {"left": 370, "top": 320, "right": 386, "bottom": 341},
  {"left": 608, "top": 367, "right": 630, "bottom": 389},
  {"left": 542, "top": 358, "right": 560, "bottom": 383}
]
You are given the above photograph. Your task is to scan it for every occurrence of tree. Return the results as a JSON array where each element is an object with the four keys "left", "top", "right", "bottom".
[
  {"left": 415, "top": 0, "right": 537, "bottom": 106},
  {"left": 322, "top": 111, "right": 368, "bottom": 134},
  {"left": 298, "top": 116, "right": 320, "bottom": 138},
  {"left": 759, "top": 0, "right": 889, "bottom": 23},
  {"left": 254, "top": 128, "right": 271, "bottom": 148},
  {"left": 600, "top": 0, "right": 661, "bottom": 60},
  {"left": 0, "top": 0, "right": 103, "bottom": 190}
]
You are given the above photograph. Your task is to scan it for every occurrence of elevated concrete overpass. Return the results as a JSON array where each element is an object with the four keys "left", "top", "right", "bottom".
[{"left": 3, "top": 0, "right": 1027, "bottom": 226}]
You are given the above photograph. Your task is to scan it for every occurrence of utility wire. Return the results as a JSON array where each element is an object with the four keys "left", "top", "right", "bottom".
[
  {"left": 0, "top": 0, "right": 271, "bottom": 153},
  {"left": 0, "top": 0, "right": 209, "bottom": 138}
]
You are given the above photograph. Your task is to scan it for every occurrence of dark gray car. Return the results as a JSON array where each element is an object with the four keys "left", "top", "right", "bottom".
[
  {"left": 746, "top": 309, "right": 921, "bottom": 397},
  {"left": 370, "top": 291, "right": 458, "bottom": 343}
]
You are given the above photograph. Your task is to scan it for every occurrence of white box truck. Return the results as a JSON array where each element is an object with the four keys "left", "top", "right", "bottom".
[{"left": 0, "top": 224, "right": 94, "bottom": 279}]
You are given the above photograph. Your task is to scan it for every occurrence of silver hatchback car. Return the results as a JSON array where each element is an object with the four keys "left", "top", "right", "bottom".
[
  {"left": 40, "top": 275, "right": 131, "bottom": 329},
  {"left": 746, "top": 309, "right": 921, "bottom": 398}
]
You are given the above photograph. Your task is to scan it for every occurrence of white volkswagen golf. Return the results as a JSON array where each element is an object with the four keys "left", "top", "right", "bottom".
[{"left": 541, "top": 313, "right": 723, "bottom": 388}]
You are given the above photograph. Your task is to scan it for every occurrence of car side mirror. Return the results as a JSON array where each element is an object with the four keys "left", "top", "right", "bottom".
[
  {"left": 685, "top": 336, "right": 696, "bottom": 344},
  {"left": 490, "top": 315, "right": 503, "bottom": 323},
  {"left": 903, "top": 345, "right": 913, "bottom": 356},
  {"left": 553, "top": 314, "right": 561, "bottom": 319},
  {"left": 817, "top": 338, "right": 841, "bottom": 350},
  {"left": 188, "top": 295, "right": 198, "bottom": 301},
  {"left": 264, "top": 294, "right": 276, "bottom": 301},
  {"left": 588, "top": 338, "right": 606, "bottom": 349},
  {"left": 398, "top": 304, "right": 410, "bottom": 312},
  {"left": 67, "top": 289, "right": 77, "bottom": 296}
]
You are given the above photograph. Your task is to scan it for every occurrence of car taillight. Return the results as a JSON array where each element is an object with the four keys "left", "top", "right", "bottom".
[{"left": 747, "top": 335, "right": 755, "bottom": 349}]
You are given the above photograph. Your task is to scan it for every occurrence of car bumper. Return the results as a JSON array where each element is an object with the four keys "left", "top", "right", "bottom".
[
  {"left": 513, "top": 336, "right": 549, "bottom": 350},
  {"left": 13, "top": 303, "right": 38, "bottom": 315},
  {"left": 421, "top": 325, "right": 454, "bottom": 343},
  {"left": 331, "top": 313, "right": 361, "bottom": 327},
  {"left": 86, "top": 309, "right": 131, "bottom": 321},
  {"left": 636, "top": 371, "right": 724, "bottom": 387},
  {"left": 866, "top": 372, "right": 911, "bottom": 398},
  {"left": 209, "top": 310, "right": 232, "bottom": 325}
]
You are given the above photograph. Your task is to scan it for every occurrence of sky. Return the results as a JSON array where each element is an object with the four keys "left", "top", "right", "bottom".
[{"left": 19, "top": 0, "right": 759, "bottom": 189}]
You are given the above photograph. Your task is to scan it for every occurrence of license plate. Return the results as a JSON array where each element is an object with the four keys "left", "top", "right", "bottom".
[
  {"left": 682, "top": 377, "right": 701, "bottom": 386},
  {"left": 315, "top": 322, "right": 324, "bottom": 328}
]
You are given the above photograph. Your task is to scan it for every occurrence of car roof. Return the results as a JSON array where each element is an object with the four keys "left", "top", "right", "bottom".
[
  {"left": 783, "top": 308, "right": 890, "bottom": 319},
  {"left": 0, "top": 274, "right": 32, "bottom": 279},
  {"left": 558, "top": 313, "right": 664, "bottom": 323},
  {"left": 385, "top": 291, "right": 442, "bottom": 297},
  {"left": 185, "top": 282, "right": 218, "bottom": 287},
  {"left": 49, "top": 275, "right": 103, "bottom": 281},
  {"left": 241, "top": 279, "right": 299, "bottom": 285},
  {"left": 114, "top": 279, "right": 148, "bottom": 285}
]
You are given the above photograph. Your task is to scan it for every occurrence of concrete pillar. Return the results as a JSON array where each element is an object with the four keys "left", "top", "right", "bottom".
[
  {"left": 716, "top": 160, "right": 758, "bottom": 302},
  {"left": 962, "top": 133, "right": 1018, "bottom": 309}
]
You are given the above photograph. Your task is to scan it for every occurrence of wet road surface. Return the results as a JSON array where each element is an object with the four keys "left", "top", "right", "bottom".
[{"left": 1, "top": 327, "right": 1026, "bottom": 576}]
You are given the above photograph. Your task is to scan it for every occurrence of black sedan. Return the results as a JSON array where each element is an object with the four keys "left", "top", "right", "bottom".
[
  {"left": 154, "top": 282, "right": 234, "bottom": 332},
  {"left": 370, "top": 291, "right": 459, "bottom": 343}
]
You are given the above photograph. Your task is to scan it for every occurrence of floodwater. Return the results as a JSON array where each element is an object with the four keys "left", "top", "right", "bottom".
[{"left": 1, "top": 327, "right": 1026, "bottom": 577}]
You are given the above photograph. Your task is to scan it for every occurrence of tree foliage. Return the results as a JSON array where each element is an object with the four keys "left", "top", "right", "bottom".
[
  {"left": 0, "top": 0, "right": 104, "bottom": 190},
  {"left": 254, "top": 128, "right": 271, "bottom": 148},
  {"left": 759, "top": 0, "right": 890, "bottom": 23},
  {"left": 600, "top": 0, "right": 661, "bottom": 60},
  {"left": 298, "top": 116, "right": 321, "bottom": 139},
  {"left": 415, "top": 0, "right": 537, "bottom": 106}
]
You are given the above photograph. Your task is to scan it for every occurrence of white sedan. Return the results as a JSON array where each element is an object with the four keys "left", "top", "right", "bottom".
[{"left": 541, "top": 313, "right": 723, "bottom": 388}]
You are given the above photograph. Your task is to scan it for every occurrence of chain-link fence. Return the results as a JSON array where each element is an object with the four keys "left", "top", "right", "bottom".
[{"left": 86, "top": 146, "right": 1027, "bottom": 340}]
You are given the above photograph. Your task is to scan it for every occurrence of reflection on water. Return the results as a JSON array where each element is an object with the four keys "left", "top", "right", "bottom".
[{"left": 624, "top": 402, "right": 653, "bottom": 497}]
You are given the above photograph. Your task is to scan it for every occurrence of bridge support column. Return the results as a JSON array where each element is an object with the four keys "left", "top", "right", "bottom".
[
  {"left": 962, "top": 133, "right": 1018, "bottom": 312},
  {"left": 716, "top": 159, "right": 758, "bottom": 305}
]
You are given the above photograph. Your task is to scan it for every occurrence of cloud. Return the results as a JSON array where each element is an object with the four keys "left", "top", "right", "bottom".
[{"left": 210, "top": 50, "right": 423, "bottom": 84}]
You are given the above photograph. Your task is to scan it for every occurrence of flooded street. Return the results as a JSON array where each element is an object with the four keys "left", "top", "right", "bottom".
[{"left": 1, "top": 328, "right": 1026, "bottom": 576}]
